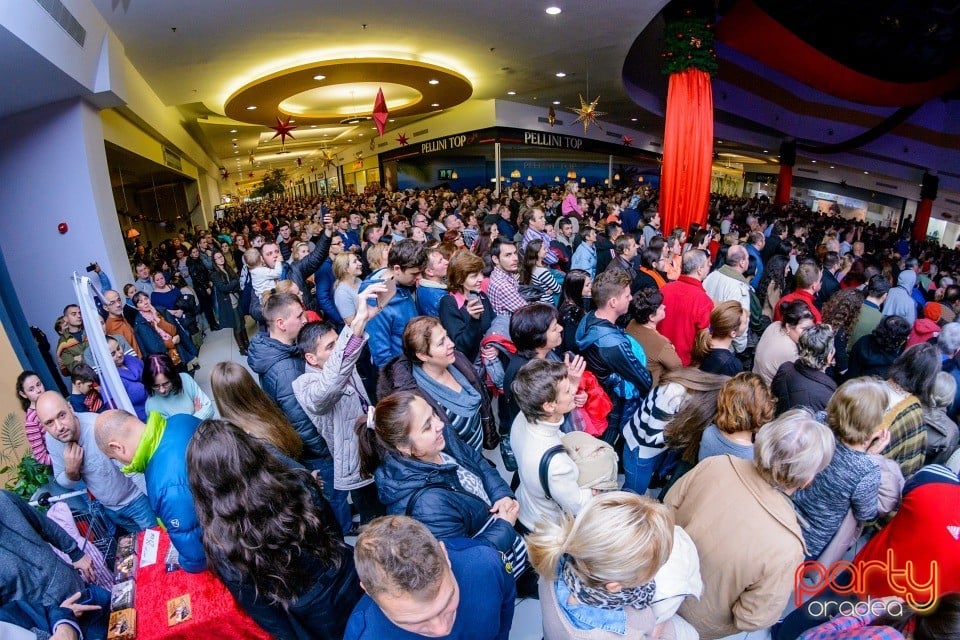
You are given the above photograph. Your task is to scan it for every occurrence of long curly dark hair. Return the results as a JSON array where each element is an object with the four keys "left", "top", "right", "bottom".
[
  {"left": 186, "top": 419, "right": 341, "bottom": 605},
  {"left": 821, "top": 289, "right": 865, "bottom": 335},
  {"left": 757, "top": 255, "right": 790, "bottom": 310}
]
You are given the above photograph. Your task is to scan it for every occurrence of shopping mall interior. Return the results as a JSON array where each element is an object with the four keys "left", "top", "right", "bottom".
[{"left": 0, "top": 1, "right": 958, "bottom": 637}]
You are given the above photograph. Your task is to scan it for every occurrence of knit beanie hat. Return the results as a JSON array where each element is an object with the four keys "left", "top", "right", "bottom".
[
  {"left": 925, "top": 302, "right": 943, "bottom": 322},
  {"left": 562, "top": 431, "right": 619, "bottom": 492}
]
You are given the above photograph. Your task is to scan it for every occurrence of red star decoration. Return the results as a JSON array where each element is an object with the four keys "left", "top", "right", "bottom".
[
  {"left": 269, "top": 116, "right": 297, "bottom": 146},
  {"left": 248, "top": 172, "right": 254, "bottom": 179},
  {"left": 372, "top": 88, "right": 389, "bottom": 136},
  {"left": 297, "top": 157, "right": 303, "bottom": 167},
  {"left": 220, "top": 169, "right": 229, "bottom": 180},
  {"left": 396, "top": 132, "right": 409, "bottom": 146},
  {"left": 622, "top": 135, "right": 633, "bottom": 146}
]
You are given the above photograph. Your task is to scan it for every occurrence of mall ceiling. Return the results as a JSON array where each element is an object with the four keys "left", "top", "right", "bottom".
[{"left": 89, "top": 0, "right": 960, "bottom": 193}]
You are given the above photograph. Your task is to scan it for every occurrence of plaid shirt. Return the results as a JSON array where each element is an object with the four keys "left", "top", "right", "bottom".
[
  {"left": 882, "top": 392, "right": 927, "bottom": 479},
  {"left": 800, "top": 612, "right": 904, "bottom": 640},
  {"left": 488, "top": 267, "right": 526, "bottom": 315}
]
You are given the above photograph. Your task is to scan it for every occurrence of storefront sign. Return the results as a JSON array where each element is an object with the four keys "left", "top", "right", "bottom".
[
  {"left": 522, "top": 131, "right": 583, "bottom": 150},
  {"left": 421, "top": 134, "right": 468, "bottom": 154}
]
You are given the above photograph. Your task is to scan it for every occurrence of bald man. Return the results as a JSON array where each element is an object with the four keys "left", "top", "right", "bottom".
[
  {"left": 37, "top": 392, "right": 154, "bottom": 532},
  {"left": 94, "top": 409, "right": 206, "bottom": 573},
  {"left": 702, "top": 243, "right": 751, "bottom": 353}
]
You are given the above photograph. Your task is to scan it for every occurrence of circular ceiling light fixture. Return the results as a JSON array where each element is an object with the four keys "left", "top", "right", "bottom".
[
  {"left": 246, "top": 105, "right": 257, "bottom": 110},
  {"left": 313, "top": 74, "right": 326, "bottom": 81},
  {"left": 555, "top": 71, "right": 566, "bottom": 78},
  {"left": 546, "top": 6, "right": 562, "bottom": 15},
  {"left": 225, "top": 58, "right": 472, "bottom": 126},
  {"left": 229, "top": 129, "right": 237, "bottom": 133},
  {"left": 553, "top": 100, "right": 560, "bottom": 105},
  {"left": 431, "top": 103, "right": 440, "bottom": 107},
  {"left": 507, "top": 91, "right": 516, "bottom": 95}
]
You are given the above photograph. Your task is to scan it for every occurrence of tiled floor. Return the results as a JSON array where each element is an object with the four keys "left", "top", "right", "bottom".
[{"left": 191, "top": 324, "right": 547, "bottom": 639}]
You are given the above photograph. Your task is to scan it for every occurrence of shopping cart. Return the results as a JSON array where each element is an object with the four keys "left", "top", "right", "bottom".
[{"left": 30, "top": 489, "right": 119, "bottom": 571}]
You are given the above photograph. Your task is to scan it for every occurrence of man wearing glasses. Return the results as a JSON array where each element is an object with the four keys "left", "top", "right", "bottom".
[{"left": 102, "top": 290, "right": 141, "bottom": 357}]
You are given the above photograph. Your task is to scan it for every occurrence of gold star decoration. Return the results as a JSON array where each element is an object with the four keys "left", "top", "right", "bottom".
[
  {"left": 318, "top": 148, "right": 335, "bottom": 170},
  {"left": 570, "top": 94, "right": 606, "bottom": 134}
]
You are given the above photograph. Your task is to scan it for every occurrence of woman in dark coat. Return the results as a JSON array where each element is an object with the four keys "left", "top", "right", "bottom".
[
  {"left": 210, "top": 250, "right": 248, "bottom": 355},
  {"left": 187, "top": 419, "right": 361, "bottom": 640},
  {"left": 186, "top": 246, "right": 219, "bottom": 330},
  {"left": 437, "top": 250, "right": 493, "bottom": 362},
  {"left": 357, "top": 391, "right": 527, "bottom": 578},
  {"left": 770, "top": 324, "right": 838, "bottom": 416},
  {"left": 130, "top": 292, "right": 198, "bottom": 372},
  {"left": 847, "top": 315, "right": 911, "bottom": 381}
]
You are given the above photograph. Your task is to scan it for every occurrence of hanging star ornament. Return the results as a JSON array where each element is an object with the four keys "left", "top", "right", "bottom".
[
  {"left": 396, "top": 132, "right": 409, "bottom": 146},
  {"left": 622, "top": 135, "right": 633, "bottom": 146},
  {"left": 547, "top": 106, "right": 557, "bottom": 127},
  {"left": 570, "top": 94, "right": 606, "bottom": 134},
  {"left": 318, "top": 148, "right": 335, "bottom": 170},
  {"left": 220, "top": 169, "right": 229, "bottom": 180},
  {"left": 372, "top": 88, "right": 389, "bottom": 136},
  {"left": 269, "top": 115, "right": 298, "bottom": 147}
]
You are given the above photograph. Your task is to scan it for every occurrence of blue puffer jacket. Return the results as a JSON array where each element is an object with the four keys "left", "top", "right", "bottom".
[
  {"left": 360, "top": 271, "right": 419, "bottom": 367},
  {"left": 247, "top": 332, "right": 329, "bottom": 464},
  {"left": 375, "top": 425, "right": 516, "bottom": 554},
  {"left": 575, "top": 311, "right": 653, "bottom": 427},
  {"left": 143, "top": 413, "right": 205, "bottom": 573}
]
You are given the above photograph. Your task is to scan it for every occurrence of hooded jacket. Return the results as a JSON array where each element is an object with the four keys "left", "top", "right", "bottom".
[
  {"left": 360, "top": 271, "right": 419, "bottom": 367},
  {"left": 882, "top": 269, "right": 919, "bottom": 325},
  {"left": 575, "top": 312, "right": 653, "bottom": 424},
  {"left": 248, "top": 331, "right": 329, "bottom": 463},
  {"left": 906, "top": 317, "right": 940, "bottom": 349},
  {"left": 375, "top": 425, "right": 515, "bottom": 553}
]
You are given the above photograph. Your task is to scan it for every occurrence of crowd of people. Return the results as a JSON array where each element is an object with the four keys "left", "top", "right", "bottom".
[{"left": 5, "top": 181, "right": 960, "bottom": 640}]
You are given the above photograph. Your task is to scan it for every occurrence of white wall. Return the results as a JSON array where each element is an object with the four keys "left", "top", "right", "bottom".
[{"left": 0, "top": 99, "right": 130, "bottom": 349}]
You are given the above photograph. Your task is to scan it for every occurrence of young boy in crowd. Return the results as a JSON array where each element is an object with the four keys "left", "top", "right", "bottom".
[{"left": 68, "top": 363, "right": 105, "bottom": 414}]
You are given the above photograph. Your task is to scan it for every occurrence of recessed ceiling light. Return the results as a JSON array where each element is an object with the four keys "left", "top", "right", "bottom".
[
  {"left": 359, "top": 133, "right": 364, "bottom": 136},
  {"left": 231, "top": 138, "right": 238, "bottom": 142},
  {"left": 717, "top": 140, "right": 723, "bottom": 144},
  {"left": 631, "top": 117, "right": 638, "bottom": 122},
  {"left": 546, "top": 6, "right": 562, "bottom": 15},
  {"left": 310, "top": 125, "right": 317, "bottom": 128},
  {"left": 229, "top": 129, "right": 237, "bottom": 133},
  {"left": 552, "top": 100, "right": 560, "bottom": 105},
  {"left": 246, "top": 105, "right": 257, "bottom": 110},
  {"left": 762, "top": 149, "right": 768, "bottom": 153},
  {"left": 507, "top": 91, "right": 516, "bottom": 96},
  {"left": 555, "top": 71, "right": 566, "bottom": 78},
  {"left": 830, "top": 165, "right": 835, "bottom": 169},
  {"left": 431, "top": 103, "right": 440, "bottom": 107},
  {"left": 428, "top": 79, "right": 439, "bottom": 85},
  {"left": 288, "top": 119, "right": 295, "bottom": 123},
  {"left": 234, "top": 150, "right": 239, "bottom": 153},
  {"left": 347, "top": 139, "right": 353, "bottom": 142},
  {"left": 863, "top": 171, "right": 869, "bottom": 174},
  {"left": 811, "top": 160, "right": 817, "bottom": 163},
  {"left": 313, "top": 75, "right": 326, "bottom": 81}
]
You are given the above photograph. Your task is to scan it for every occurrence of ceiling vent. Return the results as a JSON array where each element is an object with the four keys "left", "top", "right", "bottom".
[{"left": 34, "top": 0, "right": 85, "bottom": 47}]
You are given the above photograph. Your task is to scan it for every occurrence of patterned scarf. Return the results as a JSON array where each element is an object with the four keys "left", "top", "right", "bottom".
[{"left": 560, "top": 555, "right": 656, "bottom": 610}]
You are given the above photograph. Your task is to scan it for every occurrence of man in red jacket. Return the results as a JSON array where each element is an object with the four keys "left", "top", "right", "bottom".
[
  {"left": 657, "top": 250, "right": 714, "bottom": 366},
  {"left": 774, "top": 262, "right": 823, "bottom": 322}
]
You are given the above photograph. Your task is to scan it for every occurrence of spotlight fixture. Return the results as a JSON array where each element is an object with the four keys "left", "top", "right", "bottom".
[
  {"left": 507, "top": 91, "right": 516, "bottom": 96},
  {"left": 863, "top": 171, "right": 869, "bottom": 174},
  {"left": 428, "top": 79, "right": 439, "bottom": 85},
  {"left": 631, "top": 117, "right": 638, "bottom": 122},
  {"left": 229, "top": 129, "right": 237, "bottom": 133},
  {"left": 546, "top": 6, "right": 562, "bottom": 15},
  {"left": 555, "top": 71, "right": 566, "bottom": 78},
  {"left": 552, "top": 100, "right": 560, "bottom": 105},
  {"left": 313, "top": 75, "right": 326, "bottom": 81},
  {"left": 431, "top": 103, "right": 440, "bottom": 107},
  {"left": 246, "top": 105, "right": 257, "bottom": 110}
]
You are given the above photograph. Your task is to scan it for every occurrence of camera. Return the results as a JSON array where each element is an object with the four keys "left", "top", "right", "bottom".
[{"left": 85, "top": 263, "right": 97, "bottom": 273}]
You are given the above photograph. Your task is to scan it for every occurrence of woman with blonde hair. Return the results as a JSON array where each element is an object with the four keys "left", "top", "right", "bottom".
[
  {"left": 527, "top": 491, "right": 701, "bottom": 640},
  {"left": 332, "top": 251, "right": 363, "bottom": 323},
  {"left": 693, "top": 300, "right": 747, "bottom": 376},
  {"left": 210, "top": 360, "right": 304, "bottom": 463}
]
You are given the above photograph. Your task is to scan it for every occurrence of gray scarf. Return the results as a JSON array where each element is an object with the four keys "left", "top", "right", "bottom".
[{"left": 412, "top": 365, "right": 481, "bottom": 419}]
